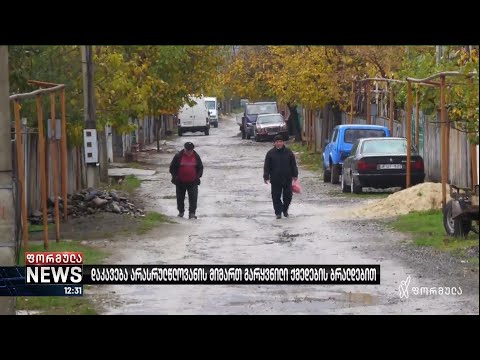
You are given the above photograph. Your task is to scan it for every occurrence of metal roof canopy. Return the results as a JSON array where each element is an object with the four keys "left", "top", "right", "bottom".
[
  {"left": 349, "top": 72, "right": 478, "bottom": 206},
  {"left": 406, "top": 71, "right": 478, "bottom": 210},
  {"left": 9, "top": 80, "right": 69, "bottom": 251}
]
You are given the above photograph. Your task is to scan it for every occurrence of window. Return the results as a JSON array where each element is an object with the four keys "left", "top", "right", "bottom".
[
  {"left": 344, "top": 129, "right": 386, "bottom": 144},
  {"left": 257, "top": 114, "right": 283, "bottom": 124},
  {"left": 205, "top": 101, "right": 216, "bottom": 110},
  {"left": 332, "top": 129, "right": 339, "bottom": 142},
  {"left": 246, "top": 103, "right": 278, "bottom": 115},
  {"left": 360, "top": 139, "right": 410, "bottom": 154},
  {"left": 350, "top": 140, "right": 360, "bottom": 156}
]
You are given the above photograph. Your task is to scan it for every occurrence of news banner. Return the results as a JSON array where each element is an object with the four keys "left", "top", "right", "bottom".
[{"left": 0, "top": 252, "right": 380, "bottom": 296}]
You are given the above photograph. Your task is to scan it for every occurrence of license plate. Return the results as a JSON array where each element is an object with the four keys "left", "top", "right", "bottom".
[
  {"left": 183, "top": 121, "right": 192, "bottom": 125},
  {"left": 378, "top": 164, "right": 403, "bottom": 170}
]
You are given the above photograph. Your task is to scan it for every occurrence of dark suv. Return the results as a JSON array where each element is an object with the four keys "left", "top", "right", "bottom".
[{"left": 240, "top": 102, "right": 278, "bottom": 139}]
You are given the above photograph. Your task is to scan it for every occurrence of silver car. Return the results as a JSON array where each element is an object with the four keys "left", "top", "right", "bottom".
[{"left": 253, "top": 113, "right": 289, "bottom": 142}]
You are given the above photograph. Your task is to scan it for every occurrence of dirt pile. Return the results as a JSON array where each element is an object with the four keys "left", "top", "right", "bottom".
[{"left": 348, "top": 182, "right": 452, "bottom": 219}]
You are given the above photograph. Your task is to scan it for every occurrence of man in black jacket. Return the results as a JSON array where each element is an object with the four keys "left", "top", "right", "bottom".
[
  {"left": 263, "top": 135, "right": 299, "bottom": 219},
  {"left": 169, "top": 142, "right": 204, "bottom": 219}
]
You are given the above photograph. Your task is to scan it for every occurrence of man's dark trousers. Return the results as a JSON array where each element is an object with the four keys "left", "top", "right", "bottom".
[
  {"left": 271, "top": 183, "right": 292, "bottom": 215},
  {"left": 176, "top": 184, "right": 198, "bottom": 214}
]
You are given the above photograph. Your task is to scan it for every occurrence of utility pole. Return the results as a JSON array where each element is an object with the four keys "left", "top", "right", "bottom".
[
  {"left": 0, "top": 46, "right": 16, "bottom": 314},
  {"left": 81, "top": 45, "right": 99, "bottom": 188}
]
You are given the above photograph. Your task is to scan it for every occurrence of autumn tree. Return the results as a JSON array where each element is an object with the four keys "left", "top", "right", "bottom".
[
  {"left": 9, "top": 45, "right": 85, "bottom": 146},
  {"left": 395, "top": 46, "right": 479, "bottom": 144}
]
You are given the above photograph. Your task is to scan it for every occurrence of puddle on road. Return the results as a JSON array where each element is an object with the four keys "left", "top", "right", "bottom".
[
  {"left": 337, "top": 292, "right": 378, "bottom": 306},
  {"left": 161, "top": 195, "right": 177, "bottom": 199},
  {"left": 274, "top": 230, "right": 316, "bottom": 244}
]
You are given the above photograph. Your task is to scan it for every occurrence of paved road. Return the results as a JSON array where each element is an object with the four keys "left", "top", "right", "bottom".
[{"left": 90, "top": 115, "right": 479, "bottom": 314}]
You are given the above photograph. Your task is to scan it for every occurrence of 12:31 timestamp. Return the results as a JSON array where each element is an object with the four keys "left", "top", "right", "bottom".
[{"left": 63, "top": 285, "right": 83, "bottom": 296}]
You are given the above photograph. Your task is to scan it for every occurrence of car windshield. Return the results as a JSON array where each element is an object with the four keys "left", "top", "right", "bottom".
[
  {"left": 344, "top": 129, "right": 386, "bottom": 143},
  {"left": 246, "top": 103, "right": 277, "bottom": 115},
  {"left": 257, "top": 114, "right": 283, "bottom": 124},
  {"left": 361, "top": 139, "right": 413, "bottom": 154},
  {"left": 205, "top": 101, "right": 216, "bottom": 110}
]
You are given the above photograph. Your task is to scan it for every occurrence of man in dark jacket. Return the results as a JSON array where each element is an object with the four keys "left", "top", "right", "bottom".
[
  {"left": 264, "top": 135, "right": 299, "bottom": 219},
  {"left": 169, "top": 142, "right": 204, "bottom": 219}
]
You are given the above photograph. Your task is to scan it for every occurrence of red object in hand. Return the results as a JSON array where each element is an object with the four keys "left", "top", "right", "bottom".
[{"left": 292, "top": 178, "right": 302, "bottom": 193}]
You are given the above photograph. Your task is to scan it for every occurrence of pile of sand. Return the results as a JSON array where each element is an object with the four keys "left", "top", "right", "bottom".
[{"left": 348, "top": 182, "right": 451, "bottom": 219}]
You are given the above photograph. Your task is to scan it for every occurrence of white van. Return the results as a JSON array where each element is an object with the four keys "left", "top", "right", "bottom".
[
  {"left": 177, "top": 96, "right": 210, "bottom": 136},
  {"left": 204, "top": 96, "right": 219, "bottom": 128}
]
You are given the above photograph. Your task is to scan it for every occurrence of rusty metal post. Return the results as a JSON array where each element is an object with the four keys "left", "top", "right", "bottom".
[
  {"left": 415, "top": 90, "right": 420, "bottom": 149},
  {"left": 13, "top": 101, "right": 28, "bottom": 250},
  {"left": 45, "top": 135, "right": 49, "bottom": 198},
  {"left": 366, "top": 81, "right": 371, "bottom": 124},
  {"left": 389, "top": 85, "right": 394, "bottom": 135},
  {"left": 60, "top": 89, "right": 68, "bottom": 221},
  {"left": 446, "top": 100, "right": 450, "bottom": 187},
  {"left": 36, "top": 96, "right": 49, "bottom": 250},
  {"left": 350, "top": 81, "right": 354, "bottom": 124},
  {"left": 406, "top": 81, "right": 412, "bottom": 188},
  {"left": 440, "top": 75, "right": 447, "bottom": 210},
  {"left": 50, "top": 94, "right": 60, "bottom": 241}
]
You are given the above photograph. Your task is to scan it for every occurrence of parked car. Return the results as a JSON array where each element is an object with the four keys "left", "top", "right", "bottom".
[
  {"left": 177, "top": 96, "right": 210, "bottom": 136},
  {"left": 341, "top": 137, "right": 425, "bottom": 193},
  {"left": 238, "top": 102, "right": 278, "bottom": 139},
  {"left": 204, "top": 96, "right": 219, "bottom": 128},
  {"left": 323, "top": 124, "right": 391, "bottom": 184},
  {"left": 253, "top": 113, "right": 289, "bottom": 142}
]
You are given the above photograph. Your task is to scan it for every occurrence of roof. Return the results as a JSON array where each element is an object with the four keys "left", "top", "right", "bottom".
[
  {"left": 246, "top": 102, "right": 277, "bottom": 105},
  {"left": 336, "top": 124, "right": 389, "bottom": 130},
  {"left": 359, "top": 137, "right": 406, "bottom": 142},
  {"left": 257, "top": 113, "right": 282, "bottom": 117}
]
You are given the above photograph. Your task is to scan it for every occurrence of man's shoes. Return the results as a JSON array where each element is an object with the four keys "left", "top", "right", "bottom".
[
  {"left": 178, "top": 212, "right": 184, "bottom": 218},
  {"left": 283, "top": 211, "right": 289, "bottom": 218},
  {"left": 189, "top": 213, "right": 197, "bottom": 219},
  {"left": 276, "top": 214, "right": 282, "bottom": 219}
]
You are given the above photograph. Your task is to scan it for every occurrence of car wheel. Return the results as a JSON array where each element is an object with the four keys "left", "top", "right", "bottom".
[
  {"left": 205, "top": 128, "right": 209, "bottom": 136},
  {"left": 178, "top": 128, "right": 183, "bottom": 136},
  {"left": 341, "top": 170, "right": 349, "bottom": 193},
  {"left": 443, "top": 200, "right": 471, "bottom": 237},
  {"left": 323, "top": 167, "right": 331, "bottom": 182},
  {"left": 350, "top": 176, "right": 362, "bottom": 194},
  {"left": 331, "top": 164, "right": 340, "bottom": 184}
]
